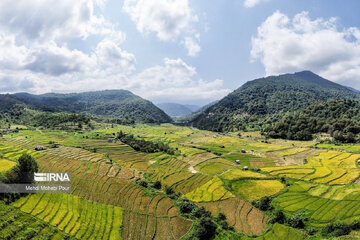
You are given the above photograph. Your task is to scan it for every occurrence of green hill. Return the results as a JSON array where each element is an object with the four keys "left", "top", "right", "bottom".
[
  {"left": 190, "top": 71, "right": 359, "bottom": 132},
  {"left": 0, "top": 90, "right": 172, "bottom": 125}
]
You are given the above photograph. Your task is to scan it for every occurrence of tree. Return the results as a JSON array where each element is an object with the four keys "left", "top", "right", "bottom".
[{"left": 6, "top": 153, "right": 38, "bottom": 184}]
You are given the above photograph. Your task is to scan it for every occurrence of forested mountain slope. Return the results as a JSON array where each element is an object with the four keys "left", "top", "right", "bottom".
[
  {"left": 190, "top": 71, "right": 359, "bottom": 132},
  {"left": 0, "top": 90, "right": 172, "bottom": 124}
]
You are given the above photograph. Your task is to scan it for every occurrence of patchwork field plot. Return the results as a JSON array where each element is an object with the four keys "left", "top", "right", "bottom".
[
  {"left": 194, "top": 157, "right": 237, "bottom": 175},
  {"left": 221, "top": 169, "right": 268, "bottom": 180},
  {"left": 0, "top": 159, "right": 16, "bottom": 172},
  {"left": 185, "top": 177, "right": 234, "bottom": 202},
  {"left": 274, "top": 181, "right": 360, "bottom": 224},
  {"left": 241, "top": 223, "right": 304, "bottom": 240},
  {"left": 263, "top": 151, "right": 360, "bottom": 184},
  {"left": 0, "top": 200, "right": 71, "bottom": 240},
  {"left": 199, "top": 197, "right": 268, "bottom": 235},
  {"left": 5, "top": 124, "right": 360, "bottom": 239},
  {"left": 13, "top": 193, "right": 123, "bottom": 239},
  {"left": 231, "top": 179, "right": 285, "bottom": 202}
]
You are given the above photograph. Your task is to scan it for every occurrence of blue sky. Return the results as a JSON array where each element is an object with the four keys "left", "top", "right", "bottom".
[{"left": 1, "top": 0, "right": 360, "bottom": 105}]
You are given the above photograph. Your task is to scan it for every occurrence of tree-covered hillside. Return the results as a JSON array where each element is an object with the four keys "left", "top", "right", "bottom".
[
  {"left": 0, "top": 90, "right": 172, "bottom": 124},
  {"left": 263, "top": 99, "right": 360, "bottom": 143},
  {"left": 190, "top": 71, "right": 359, "bottom": 132}
]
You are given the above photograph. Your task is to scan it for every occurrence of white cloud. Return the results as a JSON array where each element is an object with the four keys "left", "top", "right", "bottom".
[
  {"left": 251, "top": 11, "right": 360, "bottom": 88},
  {"left": 123, "top": 0, "right": 197, "bottom": 41},
  {"left": 95, "top": 39, "right": 136, "bottom": 74},
  {"left": 129, "top": 58, "right": 231, "bottom": 101},
  {"left": 244, "top": 0, "right": 269, "bottom": 8},
  {"left": 24, "top": 42, "right": 95, "bottom": 76},
  {"left": 183, "top": 36, "right": 201, "bottom": 57},
  {"left": 0, "top": 0, "right": 125, "bottom": 44},
  {"left": 123, "top": 0, "right": 201, "bottom": 56},
  {"left": 0, "top": 0, "right": 222, "bottom": 103}
]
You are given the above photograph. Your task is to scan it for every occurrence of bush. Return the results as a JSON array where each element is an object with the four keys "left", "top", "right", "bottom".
[
  {"left": 139, "top": 180, "right": 148, "bottom": 188},
  {"left": 288, "top": 213, "right": 305, "bottom": 229},
  {"left": 321, "top": 221, "right": 351, "bottom": 237},
  {"left": 269, "top": 210, "right": 286, "bottom": 224},
  {"left": 193, "top": 217, "right": 217, "bottom": 240},
  {"left": 253, "top": 196, "right": 273, "bottom": 211},
  {"left": 177, "top": 198, "right": 196, "bottom": 214},
  {"left": 152, "top": 181, "right": 161, "bottom": 189},
  {"left": 306, "top": 227, "right": 317, "bottom": 235}
]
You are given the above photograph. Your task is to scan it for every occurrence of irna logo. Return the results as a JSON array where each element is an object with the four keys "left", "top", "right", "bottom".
[{"left": 34, "top": 173, "right": 71, "bottom": 182}]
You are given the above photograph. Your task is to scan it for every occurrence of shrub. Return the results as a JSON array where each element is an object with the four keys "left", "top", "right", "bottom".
[
  {"left": 253, "top": 196, "right": 273, "bottom": 211},
  {"left": 269, "top": 210, "right": 286, "bottom": 224},
  {"left": 193, "top": 217, "right": 217, "bottom": 240},
  {"left": 321, "top": 221, "right": 351, "bottom": 237},
  {"left": 139, "top": 180, "right": 148, "bottom": 188},
  {"left": 152, "top": 181, "right": 162, "bottom": 189},
  {"left": 288, "top": 213, "right": 305, "bottom": 229}
]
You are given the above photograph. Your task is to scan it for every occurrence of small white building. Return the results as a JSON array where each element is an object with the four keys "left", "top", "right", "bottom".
[
  {"left": 235, "top": 160, "right": 240, "bottom": 164},
  {"left": 243, "top": 166, "right": 249, "bottom": 171},
  {"left": 241, "top": 149, "right": 246, "bottom": 153},
  {"left": 357, "top": 159, "right": 360, "bottom": 165},
  {"left": 35, "top": 145, "right": 46, "bottom": 151}
]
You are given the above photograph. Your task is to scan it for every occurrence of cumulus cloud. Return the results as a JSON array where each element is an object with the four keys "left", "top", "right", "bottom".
[
  {"left": 123, "top": 0, "right": 197, "bottom": 41},
  {"left": 244, "top": 0, "right": 269, "bottom": 8},
  {"left": 123, "top": 0, "right": 201, "bottom": 56},
  {"left": 95, "top": 39, "right": 136, "bottom": 74},
  {"left": 0, "top": 0, "right": 224, "bottom": 103},
  {"left": 251, "top": 11, "right": 360, "bottom": 88},
  {"left": 0, "top": 0, "right": 125, "bottom": 44},
  {"left": 24, "top": 43, "right": 95, "bottom": 76},
  {"left": 129, "top": 58, "right": 231, "bottom": 101}
]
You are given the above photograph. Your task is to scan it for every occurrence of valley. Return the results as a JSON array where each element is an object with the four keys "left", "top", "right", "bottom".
[{"left": 2, "top": 123, "right": 360, "bottom": 239}]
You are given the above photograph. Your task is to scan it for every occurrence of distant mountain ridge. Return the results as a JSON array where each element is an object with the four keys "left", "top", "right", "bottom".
[
  {"left": 1, "top": 90, "right": 172, "bottom": 124},
  {"left": 156, "top": 103, "right": 200, "bottom": 118},
  {"left": 190, "top": 71, "right": 360, "bottom": 132}
]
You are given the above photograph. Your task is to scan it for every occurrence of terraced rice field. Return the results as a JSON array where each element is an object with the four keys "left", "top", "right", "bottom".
[
  {"left": 275, "top": 181, "right": 360, "bottom": 224},
  {"left": 5, "top": 125, "right": 360, "bottom": 239},
  {"left": 241, "top": 223, "right": 304, "bottom": 240},
  {"left": 199, "top": 197, "right": 268, "bottom": 235},
  {"left": 13, "top": 193, "right": 123, "bottom": 239},
  {"left": 0, "top": 159, "right": 16, "bottom": 172},
  {"left": 1, "top": 133, "right": 193, "bottom": 240},
  {"left": 263, "top": 151, "right": 360, "bottom": 184},
  {"left": 185, "top": 177, "right": 234, "bottom": 202},
  {"left": 221, "top": 169, "right": 268, "bottom": 180},
  {"left": 231, "top": 179, "right": 285, "bottom": 202},
  {"left": 0, "top": 200, "right": 71, "bottom": 240}
]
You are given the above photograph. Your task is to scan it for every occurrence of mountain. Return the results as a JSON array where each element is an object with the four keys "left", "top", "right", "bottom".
[
  {"left": 346, "top": 86, "right": 360, "bottom": 93},
  {"left": 1, "top": 90, "right": 172, "bottom": 124},
  {"left": 175, "top": 100, "right": 218, "bottom": 124},
  {"left": 184, "top": 104, "right": 200, "bottom": 112},
  {"left": 190, "top": 71, "right": 359, "bottom": 132},
  {"left": 156, "top": 103, "right": 199, "bottom": 118}
]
